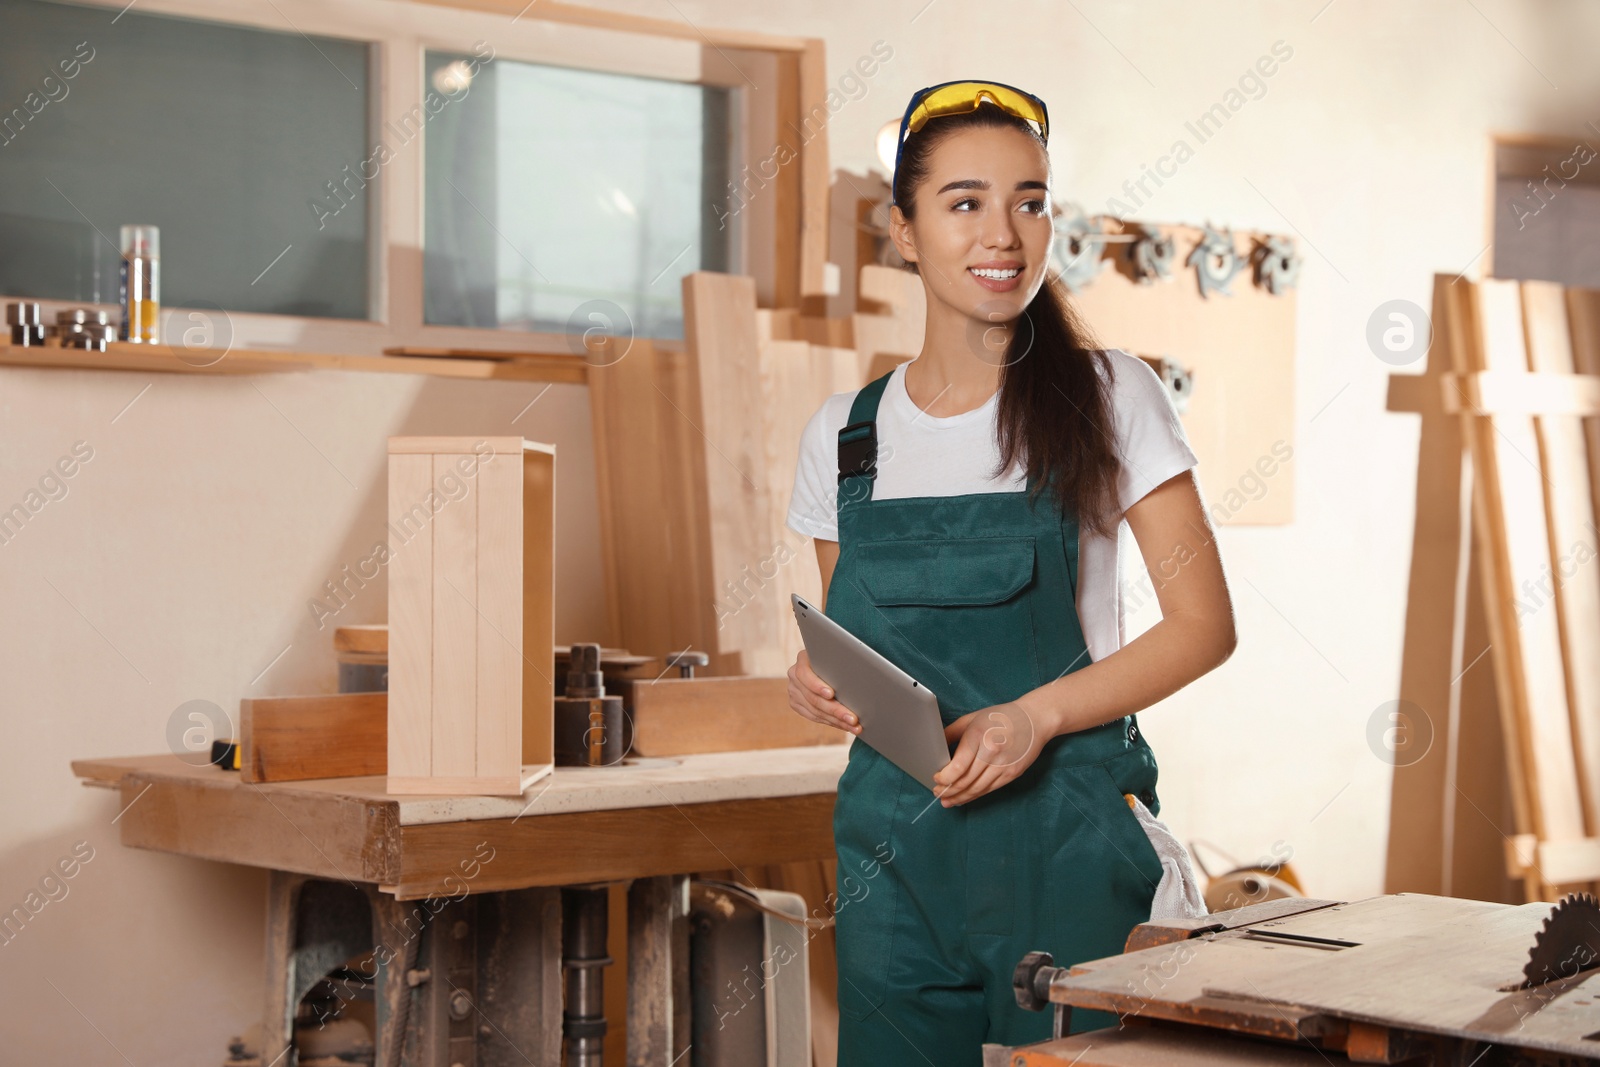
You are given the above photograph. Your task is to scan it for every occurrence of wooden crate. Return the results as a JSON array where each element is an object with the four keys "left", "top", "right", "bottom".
[{"left": 386, "top": 436, "right": 555, "bottom": 795}]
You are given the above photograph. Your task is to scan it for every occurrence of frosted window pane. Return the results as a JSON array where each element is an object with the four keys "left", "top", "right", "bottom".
[
  {"left": 0, "top": 0, "right": 369, "bottom": 319},
  {"left": 1491, "top": 176, "right": 1600, "bottom": 289},
  {"left": 424, "top": 52, "right": 731, "bottom": 339}
]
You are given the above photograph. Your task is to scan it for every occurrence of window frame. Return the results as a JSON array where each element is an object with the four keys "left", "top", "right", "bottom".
[{"left": 3, "top": 0, "right": 828, "bottom": 357}]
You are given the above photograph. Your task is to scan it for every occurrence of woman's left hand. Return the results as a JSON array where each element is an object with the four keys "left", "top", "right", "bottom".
[{"left": 933, "top": 698, "right": 1057, "bottom": 806}]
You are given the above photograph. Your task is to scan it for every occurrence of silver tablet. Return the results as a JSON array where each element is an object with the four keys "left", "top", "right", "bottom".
[{"left": 791, "top": 593, "right": 950, "bottom": 792}]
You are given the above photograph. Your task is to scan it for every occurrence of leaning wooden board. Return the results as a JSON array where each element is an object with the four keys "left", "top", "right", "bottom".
[
  {"left": 1447, "top": 282, "right": 1591, "bottom": 894},
  {"left": 1523, "top": 281, "right": 1600, "bottom": 835}
]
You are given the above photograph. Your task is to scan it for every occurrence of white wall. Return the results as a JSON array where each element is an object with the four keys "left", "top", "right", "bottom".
[{"left": 5, "top": 0, "right": 1599, "bottom": 1060}]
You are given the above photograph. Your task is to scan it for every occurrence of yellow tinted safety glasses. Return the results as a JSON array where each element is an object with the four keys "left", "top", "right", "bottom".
[{"left": 891, "top": 80, "right": 1049, "bottom": 204}]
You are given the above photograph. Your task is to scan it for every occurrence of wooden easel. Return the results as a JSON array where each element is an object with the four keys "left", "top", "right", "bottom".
[{"left": 1386, "top": 273, "right": 1600, "bottom": 903}]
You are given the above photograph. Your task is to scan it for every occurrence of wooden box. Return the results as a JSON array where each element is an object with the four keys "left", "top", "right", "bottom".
[{"left": 386, "top": 436, "right": 555, "bottom": 795}]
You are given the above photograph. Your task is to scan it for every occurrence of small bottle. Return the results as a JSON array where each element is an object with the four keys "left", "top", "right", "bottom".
[{"left": 119, "top": 225, "right": 160, "bottom": 344}]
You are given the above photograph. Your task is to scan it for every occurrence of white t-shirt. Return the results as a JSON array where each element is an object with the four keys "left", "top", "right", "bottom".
[{"left": 784, "top": 349, "right": 1198, "bottom": 663}]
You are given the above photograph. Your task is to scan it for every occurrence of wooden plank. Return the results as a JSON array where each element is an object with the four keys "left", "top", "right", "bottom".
[
  {"left": 760, "top": 337, "right": 823, "bottom": 672},
  {"left": 1566, "top": 288, "right": 1600, "bottom": 533},
  {"left": 759, "top": 341, "right": 864, "bottom": 668},
  {"left": 588, "top": 339, "right": 683, "bottom": 663},
  {"left": 239, "top": 693, "right": 387, "bottom": 783},
  {"left": 1383, "top": 276, "right": 1470, "bottom": 897},
  {"left": 409, "top": 0, "right": 815, "bottom": 52},
  {"left": 1535, "top": 835, "right": 1600, "bottom": 885},
  {"left": 1125, "top": 897, "right": 1341, "bottom": 952},
  {"left": 852, "top": 263, "right": 926, "bottom": 377},
  {"left": 1454, "top": 544, "right": 1521, "bottom": 902},
  {"left": 0, "top": 343, "right": 587, "bottom": 383},
  {"left": 659, "top": 341, "right": 725, "bottom": 668},
  {"left": 1520, "top": 282, "right": 1600, "bottom": 842},
  {"left": 628, "top": 676, "right": 845, "bottom": 756},
  {"left": 69, "top": 755, "right": 133, "bottom": 788},
  {"left": 1475, "top": 283, "right": 1588, "bottom": 850},
  {"left": 477, "top": 448, "right": 523, "bottom": 785},
  {"left": 431, "top": 453, "right": 478, "bottom": 778},
  {"left": 1446, "top": 280, "right": 1588, "bottom": 897},
  {"left": 682, "top": 272, "right": 775, "bottom": 669},
  {"left": 387, "top": 452, "right": 434, "bottom": 783},
  {"left": 521, "top": 448, "right": 556, "bottom": 768},
  {"left": 1385, "top": 371, "right": 1434, "bottom": 414},
  {"left": 333, "top": 624, "right": 388, "bottom": 654},
  {"left": 771, "top": 51, "right": 802, "bottom": 308},
  {"left": 115, "top": 770, "right": 400, "bottom": 884},
  {"left": 797, "top": 38, "right": 831, "bottom": 301},
  {"left": 384, "top": 792, "right": 836, "bottom": 899},
  {"left": 1441, "top": 368, "right": 1600, "bottom": 414}
]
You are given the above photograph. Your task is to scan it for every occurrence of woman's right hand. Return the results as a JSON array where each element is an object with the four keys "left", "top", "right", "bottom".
[{"left": 788, "top": 649, "right": 862, "bottom": 734}]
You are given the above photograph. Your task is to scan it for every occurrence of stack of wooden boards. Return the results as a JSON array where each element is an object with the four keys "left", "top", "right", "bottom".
[
  {"left": 587, "top": 267, "right": 924, "bottom": 679},
  {"left": 233, "top": 631, "right": 843, "bottom": 786},
  {"left": 1387, "top": 275, "right": 1600, "bottom": 903}
]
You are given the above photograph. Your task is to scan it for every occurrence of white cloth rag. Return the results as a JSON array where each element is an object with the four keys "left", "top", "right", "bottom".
[{"left": 1129, "top": 796, "right": 1209, "bottom": 920}]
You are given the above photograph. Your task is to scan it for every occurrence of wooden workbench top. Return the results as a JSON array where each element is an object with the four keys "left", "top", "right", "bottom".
[
  {"left": 72, "top": 744, "right": 850, "bottom": 826},
  {"left": 71, "top": 746, "right": 848, "bottom": 899}
]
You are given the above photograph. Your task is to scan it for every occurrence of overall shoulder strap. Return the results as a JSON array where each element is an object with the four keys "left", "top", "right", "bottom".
[
  {"left": 835, "top": 369, "right": 894, "bottom": 510},
  {"left": 846, "top": 368, "right": 893, "bottom": 427}
]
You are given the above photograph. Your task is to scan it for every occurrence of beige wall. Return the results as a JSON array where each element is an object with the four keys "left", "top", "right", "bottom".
[{"left": 5, "top": 0, "right": 1600, "bottom": 1059}]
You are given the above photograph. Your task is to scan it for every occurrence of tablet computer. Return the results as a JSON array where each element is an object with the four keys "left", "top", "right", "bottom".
[{"left": 791, "top": 593, "right": 950, "bottom": 792}]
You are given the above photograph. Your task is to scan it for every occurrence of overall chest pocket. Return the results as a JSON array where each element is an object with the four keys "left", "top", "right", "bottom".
[{"left": 851, "top": 535, "right": 1041, "bottom": 715}]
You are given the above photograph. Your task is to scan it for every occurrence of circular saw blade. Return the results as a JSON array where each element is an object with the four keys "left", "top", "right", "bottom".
[{"left": 1523, "top": 891, "right": 1600, "bottom": 988}]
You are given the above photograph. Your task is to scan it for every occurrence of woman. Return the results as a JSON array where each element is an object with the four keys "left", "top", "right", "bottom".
[{"left": 784, "top": 81, "right": 1236, "bottom": 1061}]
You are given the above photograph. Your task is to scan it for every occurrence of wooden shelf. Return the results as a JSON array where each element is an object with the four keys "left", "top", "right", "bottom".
[{"left": 0, "top": 342, "right": 591, "bottom": 384}]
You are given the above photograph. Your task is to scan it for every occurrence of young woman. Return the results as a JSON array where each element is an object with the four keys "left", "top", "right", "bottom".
[{"left": 783, "top": 81, "right": 1236, "bottom": 1061}]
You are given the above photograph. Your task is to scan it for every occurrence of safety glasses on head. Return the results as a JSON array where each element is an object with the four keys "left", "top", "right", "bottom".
[{"left": 890, "top": 80, "right": 1050, "bottom": 205}]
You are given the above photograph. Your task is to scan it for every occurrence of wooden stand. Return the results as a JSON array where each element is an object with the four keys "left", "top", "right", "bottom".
[
  {"left": 386, "top": 436, "right": 555, "bottom": 796},
  {"left": 1386, "top": 275, "right": 1600, "bottom": 902}
]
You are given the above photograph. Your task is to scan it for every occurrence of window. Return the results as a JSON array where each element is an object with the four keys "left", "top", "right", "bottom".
[
  {"left": 0, "top": 0, "right": 370, "bottom": 319},
  {"left": 422, "top": 51, "right": 733, "bottom": 339},
  {"left": 1490, "top": 137, "right": 1600, "bottom": 288}
]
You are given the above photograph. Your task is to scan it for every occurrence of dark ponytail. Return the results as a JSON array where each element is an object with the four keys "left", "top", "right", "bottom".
[{"left": 891, "top": 103, "right": 1122, "bottom": 540}]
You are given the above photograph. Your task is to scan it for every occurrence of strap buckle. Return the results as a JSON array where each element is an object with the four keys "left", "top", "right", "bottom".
[{"left": 837, "top": 419, "right": 878, "bottom": 485}]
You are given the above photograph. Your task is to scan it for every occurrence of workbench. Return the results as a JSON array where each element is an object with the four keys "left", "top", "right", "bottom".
[{"left": 72, "top": 745, "right": 848, "bottom": 1066}]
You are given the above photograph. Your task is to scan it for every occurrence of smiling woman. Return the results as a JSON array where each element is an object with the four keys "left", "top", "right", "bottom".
[
  {"left": 884, "top": 95, "right": 1124, "bottom": 541},
  {"left": 783, "top": 81, "right": 1235, "bottom": 1063}
]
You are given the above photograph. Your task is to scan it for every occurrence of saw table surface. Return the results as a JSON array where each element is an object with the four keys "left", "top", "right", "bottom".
[
  {"left": 71, "top": 745, "right": 847, "bottom": 899},
  {"left": 1039, "top": 893, "right": 1600, "bottom": 1062}
]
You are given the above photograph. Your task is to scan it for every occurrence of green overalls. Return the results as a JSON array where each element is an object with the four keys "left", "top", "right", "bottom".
[{"left": 827, "top": 370, "right": 1167, "bottom": 1063}]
